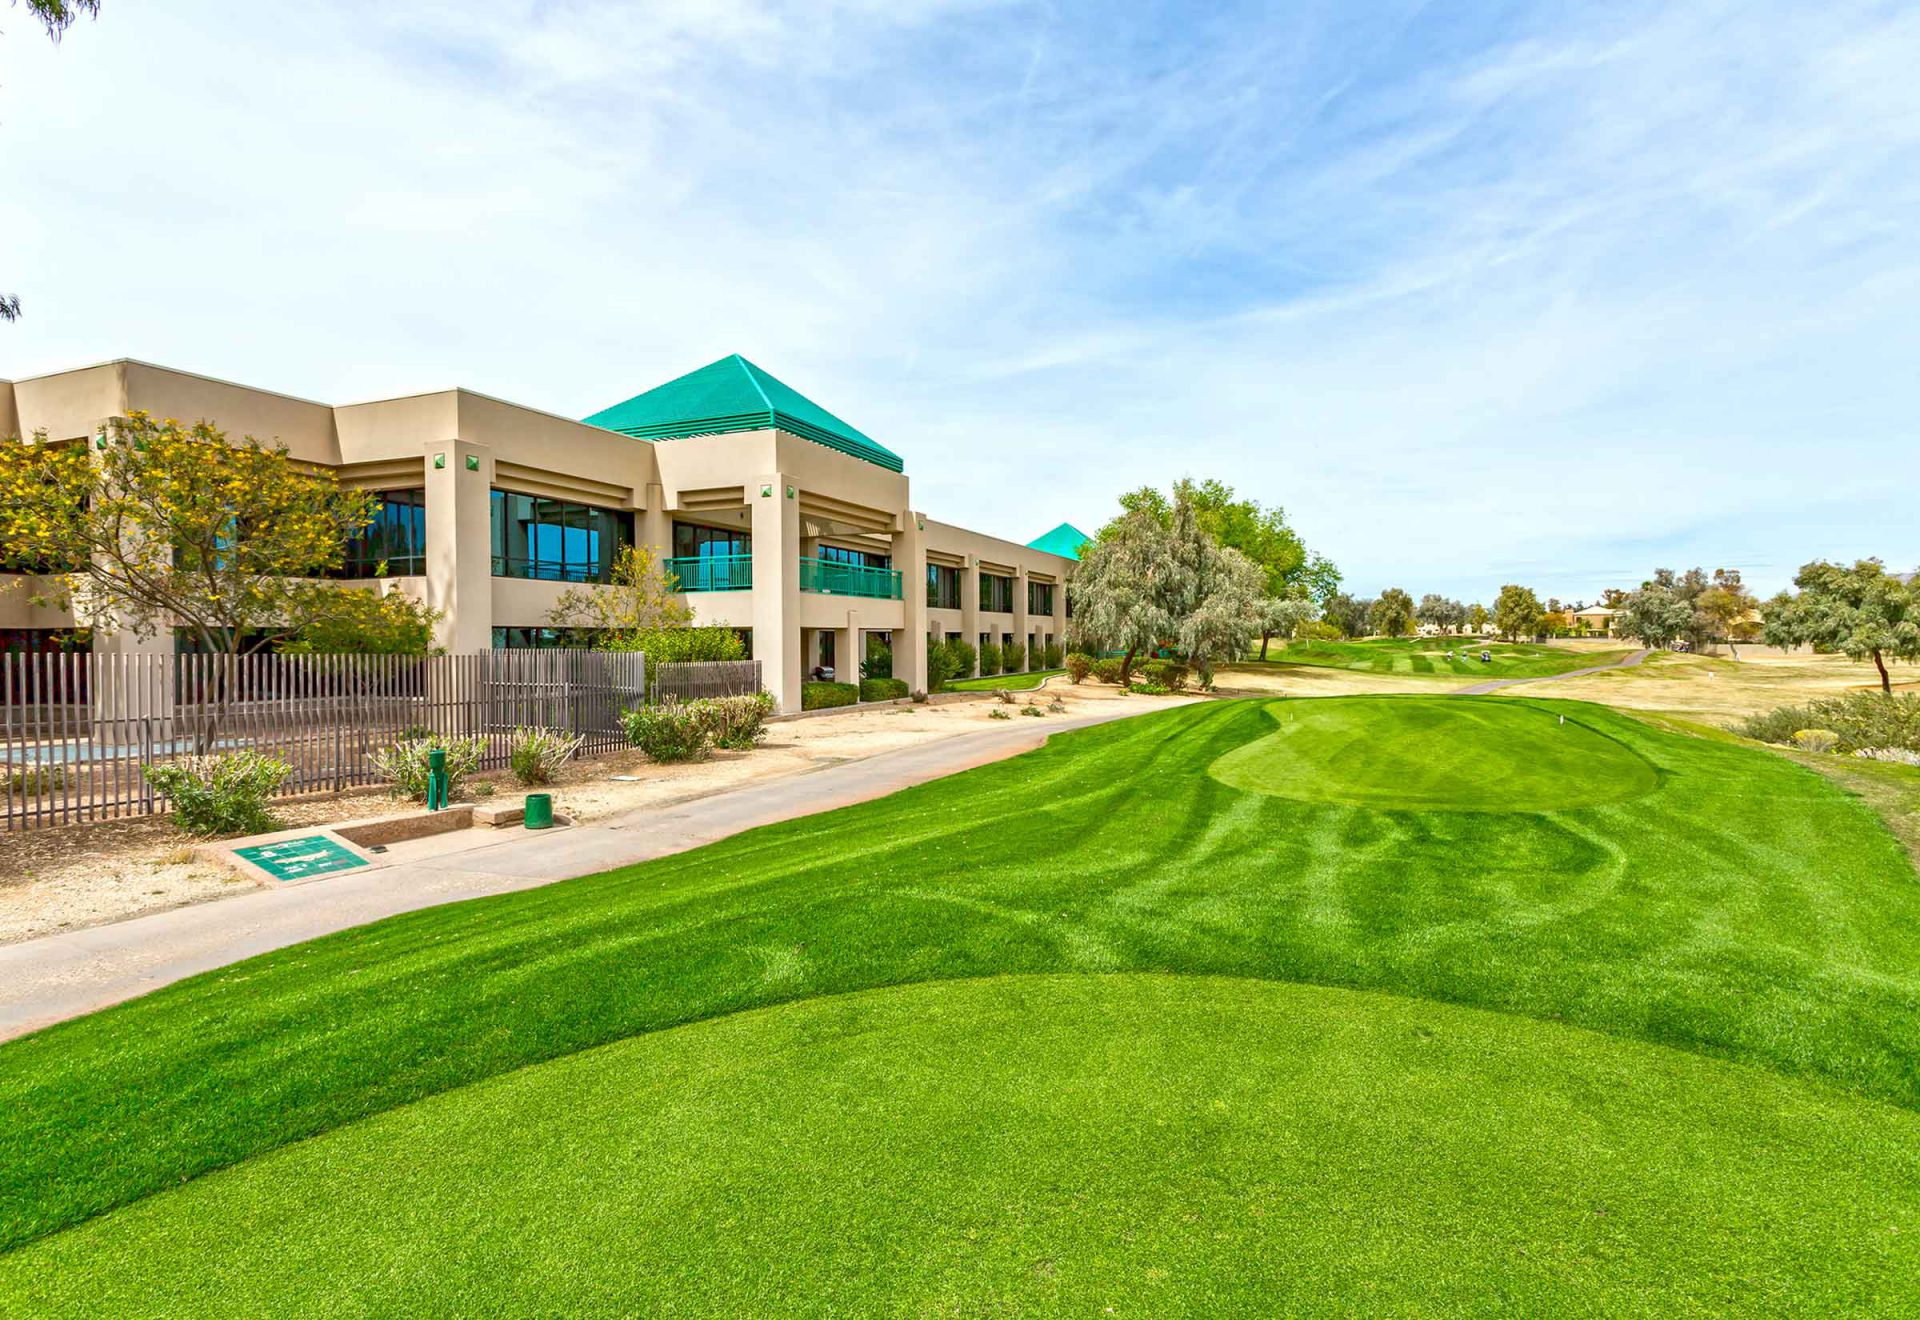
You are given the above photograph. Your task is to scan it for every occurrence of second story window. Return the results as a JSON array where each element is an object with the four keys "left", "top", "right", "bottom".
[
  {"left": 331, "top": 488, "right": 427, "bottom": 578},
  {"left": 490, "top": 489, "right": 633, "bottom": 583},
  {"left": 980, "top": 573, "right": 1014, "bottom": 613},
  {"left": 1028, "top": 581, "right": 1055, "bottom": 615},
  {"left": 816, "top": 544, "right": 891, "bottom": 570},
  {"left": 672, "top": 522, "right": 750, "bottom": 559},
  {"left": 927, "top": 564, "right": 962, "bottom": 609}
]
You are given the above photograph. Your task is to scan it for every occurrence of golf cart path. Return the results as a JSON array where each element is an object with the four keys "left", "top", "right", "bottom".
[
  {"left": 1453, "top": 648, "right": 1651, "bottom": 695},
  {"left": 0, "top": 703, "right": 1162, "bottom": 1042}
]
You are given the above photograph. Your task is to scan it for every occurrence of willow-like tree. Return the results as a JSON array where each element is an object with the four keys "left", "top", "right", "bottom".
[{"left": 0, "top": 411, "right": 439, "bottom": 657}]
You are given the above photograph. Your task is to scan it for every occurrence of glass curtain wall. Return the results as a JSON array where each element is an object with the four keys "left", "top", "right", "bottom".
[{"left": 491, "top": 490, "right": 633, "bottom": 583}]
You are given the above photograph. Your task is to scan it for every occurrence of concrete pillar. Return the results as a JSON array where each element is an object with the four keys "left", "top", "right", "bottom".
[
  {"left": 891, "top": 513, "right": 928, "bottom": 692},
  {"left": 1052, "top": 578, "right": 1068, "bottom": 657},
  {"left": 1012, "top": 567, "right": 1030, "bottom": 671},
  {"left": 833, "top": 613, "right": 857, "bottom": 687},
  {"left": 424, "top": 439, "right": 492, "bottom": 652},
  {"left": 960, "top": 557, "right": 980, "bottom": 677},
  {"left": 637, "top": 482, "right": 671, "bottom": 561},
  {"left": 751, "top": 474, "right": 801, "bottom": 712}
]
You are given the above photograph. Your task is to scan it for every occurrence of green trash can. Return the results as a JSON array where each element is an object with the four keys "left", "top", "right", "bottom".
[{"left": 524, "top": 793, "right": 554, "bottom": 830}]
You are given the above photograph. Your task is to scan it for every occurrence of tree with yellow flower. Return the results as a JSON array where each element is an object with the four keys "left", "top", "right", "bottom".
[{"left": 0, "top": 411, "right": 440, "bottom": 658}]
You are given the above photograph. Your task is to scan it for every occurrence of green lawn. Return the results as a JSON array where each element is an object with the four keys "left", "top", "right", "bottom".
[
  {"left": 946, "top": 666, "right": 1065, "bottom": 691},
  {"left": 1258, "top": 636, "right": 1631, "bottom": 678},
  {"left": 4, "top": 695, "right": 1920, "bottom": 1313}
]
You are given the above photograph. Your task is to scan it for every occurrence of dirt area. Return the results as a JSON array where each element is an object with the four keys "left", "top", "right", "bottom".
[
  {"left": 1220, "top": 644, "right": 1912, "bottom": 725},
  {"left": 1490, "top": 646, "right": 1916, "bottom": 723},
  {"left": 1, "top": 680, "right": 1190, "bottom": 945}
]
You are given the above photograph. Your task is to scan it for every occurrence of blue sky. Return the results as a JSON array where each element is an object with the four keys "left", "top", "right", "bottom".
[{"left": 4, "top": 0, "right": 1916, "bottom": 602}]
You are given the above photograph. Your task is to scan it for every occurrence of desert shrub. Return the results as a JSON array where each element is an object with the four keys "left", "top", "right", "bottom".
[
  {"left": 1043, "top": 643, "right": 1064, "bottom": 669},
  {"left": 369, "top": 736, "right": 487, "bottom": 802},
  {"left": 1021, "top": 704, "right": 1043, "bottom": 717},
  {"left": 926, "top": 641, "right": 958, "bottom": 693},
  {"left": 507, "top": 727, "right": 585, "bottom": 786},
  {"left": 861, "top": 635, "right": 893, "bottom": 681},
  {"left": 802, "top": 681, "right": 859, "bottom": 711},
  {"left": 979, "top": 641, "right": 1003, "bottom": 676},
  {"left": 1791, "top": 729, "right": 1839, "bottom": 754},
  {"left": 910, "top": 689, "right": 929, "bottom": 704},
  {"left": 1003, "top": 642, "right": 1027, "bottom": 673},
  {"left": 3, "top": 765, "right": 65, "bottom": 796},
  {"left": 945, "top": 640, "right": 977, "bottom": 682},
  {"left": 1091, "top": 658, "right": 1125, "bottom": 685},
  {"left": 1738, "top": 693, "right": 1920, "bottom": 753},
  {"left": 1129, "top": 681, "right": 1172, "bottom": 695},
  {"left": 692, "top": 691, "right": 775, "bottom": 750},
  {"left": 859, "top": 677, "right": 909, "bottom": 703},
  {"left": 142, "top": 751, "right": 291, "bottom": 836},
  {"left": 621, "top": 700, "right": 712, "bottom": 762},
  {"left": 995, "top": 688, "right": 1017, "bottom": 705},
  {"left": 988, "top": 708, "right": 1011, "bottom": 720},
  {"left": 1141, "top": 659, "right": 1191, "bottom": 691},
  {"left": 1065, "top": 653, "right": 1093, "bottom": 684},
  {"left": 1856, "top": 747, "right": 1920, "bottom": 766},
  {"left": 624, "top": 627, "right": 745, "bottom": 665}
]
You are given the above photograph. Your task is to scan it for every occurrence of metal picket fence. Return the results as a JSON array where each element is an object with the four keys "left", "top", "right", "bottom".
[
  {"left": 0, "top": 649, "right": 654, "bottom": 831},
  {"left": 651, "top": 660, "right": 764, "bottom": 703}
]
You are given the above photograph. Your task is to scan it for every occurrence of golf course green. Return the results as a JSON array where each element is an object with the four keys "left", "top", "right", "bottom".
[
  {"left": 1211, "top": 697, "right": 1660, "bottom": 810},
  {"left": 2, "top": 695, "right": 1918, "bottom": 1314}
]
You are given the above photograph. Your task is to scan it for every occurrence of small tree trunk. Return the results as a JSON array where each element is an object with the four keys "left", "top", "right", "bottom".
[
  {"left": 1121, "top": 645, "right": 1138, "bottom": 685},
  {"left": 1259, "top": 631, "right": 1271, "bottom": 661},
  {"left": 1873, "top": 647, "right": 1892, "bottom": 695}
]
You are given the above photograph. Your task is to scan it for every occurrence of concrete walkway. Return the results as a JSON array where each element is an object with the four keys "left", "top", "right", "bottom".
[
  {"left": 1452, "top": 648, "right": 1651, "bottom": 695},
  {"left": 0, "top": 704, "right": 1154, "bottom": 1042}
]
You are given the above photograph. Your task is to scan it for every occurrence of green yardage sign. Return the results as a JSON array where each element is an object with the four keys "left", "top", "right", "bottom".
[{"left": 235, "top": 835, "right": 370, "bottom": 883}]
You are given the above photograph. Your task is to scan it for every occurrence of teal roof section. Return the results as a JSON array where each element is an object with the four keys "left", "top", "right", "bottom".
[
  {"left": 583, "top": 355, "right": 904, "bottom": 473},
  {"left": 1027, "top": 522, "right": 1093, "bottom": 560}
]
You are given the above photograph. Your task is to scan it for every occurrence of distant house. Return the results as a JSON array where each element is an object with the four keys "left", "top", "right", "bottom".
[{"left": 1570, "top": 605, "right": 1616, "bottom": 637}]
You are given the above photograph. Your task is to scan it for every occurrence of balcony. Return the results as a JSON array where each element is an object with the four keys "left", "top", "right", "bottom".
[
  {"left": 800, "top": 557, "right": 902, "bottom": 600},
  {"left": 665, "top": 553, "right": 753, "bottom": 592}
]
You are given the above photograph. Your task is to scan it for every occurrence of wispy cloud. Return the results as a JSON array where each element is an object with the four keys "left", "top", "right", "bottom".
[{"left": 3, "top": 0, "right": 1915, "bottom": 601}]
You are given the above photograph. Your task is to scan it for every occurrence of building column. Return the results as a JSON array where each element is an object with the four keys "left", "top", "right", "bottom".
[
  {"left": 960, "top": 557, "right": 980, "bottom": 677},
  {"left": 891, "top": 512, "right": 928, "bottom": 692},
  {"left": 751, "top": 474, "right": 801, "bottom": 712},
  {"left": 833, "top": 612, "right": 857, "bottom": 687},
  {"left": 424, "top": 439, "right": 493, "bottom": 652},
  {"left": 637, "top": 482, "right": 670, "bottom": 562},
  {"left": 1052, "top": 579, "right": 1068, "bottom": 658},
  {"left": 1012, "top": 568, "right": 1030, "bottom": 671}
]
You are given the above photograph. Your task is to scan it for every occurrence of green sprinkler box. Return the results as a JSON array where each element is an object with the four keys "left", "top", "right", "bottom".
[{"left": 524, "top": 793, "right": 554, "bottom": 830}]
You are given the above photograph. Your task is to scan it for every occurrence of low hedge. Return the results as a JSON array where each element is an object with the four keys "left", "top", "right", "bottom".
[
  {"left": 802, "top": 681, "right": 860, "bottom": 711},
  {"left": 859, "top": 677, "right": 909, "bottom": 703}
]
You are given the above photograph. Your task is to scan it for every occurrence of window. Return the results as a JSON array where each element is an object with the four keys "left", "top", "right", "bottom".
[
  {"left": 979, "top": 573, "right": 1014, "bottom": 613},
  {"left": 332, "top": 488, "right": 427, "bottom": 578},
  {"left": 1028, "top": 581, "right": 1055, "bottom": 615},
  {"left": 491, "top": 627, "right": 594, "bottom": 649},
  {"left": 927, "top": 564, "right": 962, "bottom": 609},
  {"left": 490, "top": 490, "right": 633, "bottom": 583},
  {"left": 817, "top": 544, "right": 891, "bottom": 570},
  {"left": 672, "top": 522, "right": 750, "bottom": 559}
]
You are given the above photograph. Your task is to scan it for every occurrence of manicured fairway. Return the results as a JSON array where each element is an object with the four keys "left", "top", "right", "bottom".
[
  {"left": 946, "top": 667, "right": 1065, "bottom": 691},
  {"left": 1211, "top": 698, "right": 1661, "bottom": 810},
  {"left": 1264, "top": 636, "right": 1630, "bottom": 678},
  {"left": 3, "top": 696, "right": 1919, "bottom": 1314},
  {"left": 6, "top": 976, "right": 1916, "bottom": 1316}
]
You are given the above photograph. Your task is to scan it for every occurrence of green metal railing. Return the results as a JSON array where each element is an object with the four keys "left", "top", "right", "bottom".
[
  {"left": 800, "top": 557, "right": 902, "bottom": 600},
  {"left": 664, "top": 553, "right": 753, "bottom": 592}
]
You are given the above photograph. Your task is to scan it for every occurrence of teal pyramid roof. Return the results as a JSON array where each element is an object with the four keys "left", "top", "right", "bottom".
[
  {"left": 1027, "top": 522, "right": 1092, "bottom": 560},
  {"left": 583, "top": 355, "right": 904, "bottom": 473}
]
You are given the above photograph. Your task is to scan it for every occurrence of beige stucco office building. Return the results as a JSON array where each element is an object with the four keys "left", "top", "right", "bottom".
[{"left": 0, "top": 355, "right": 1088, "bottom": 712}]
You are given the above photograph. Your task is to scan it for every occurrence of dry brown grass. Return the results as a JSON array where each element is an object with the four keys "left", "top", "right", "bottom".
[{"left": 1492, "top": 646, "right": 1916, "bottom": 724}]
